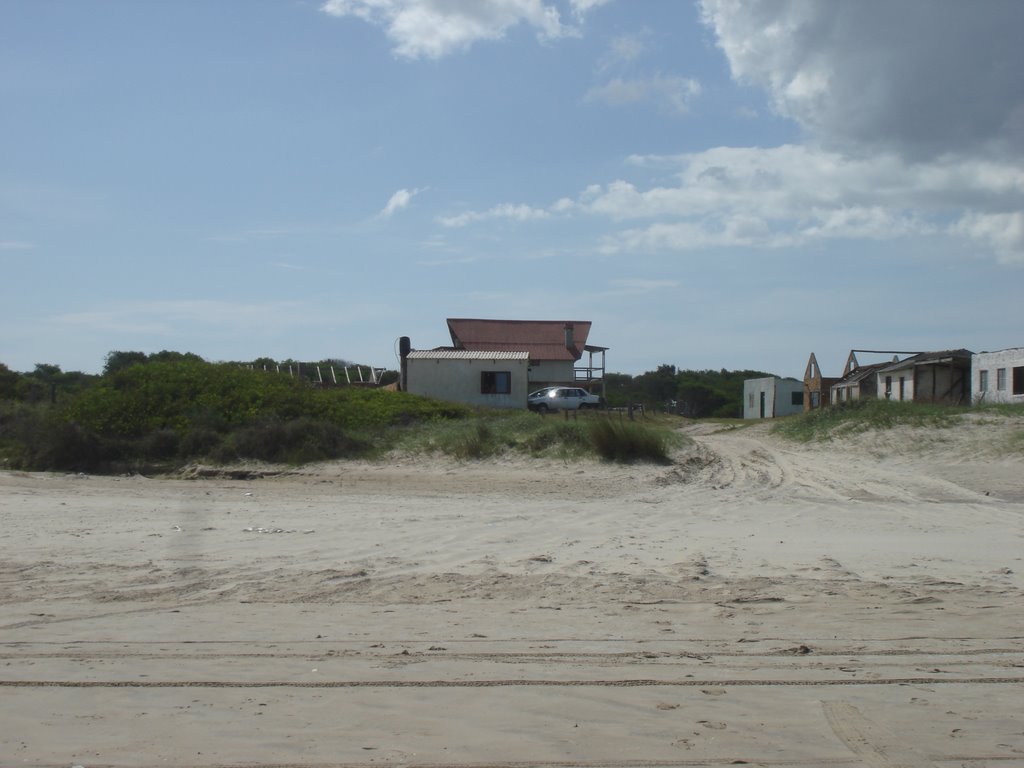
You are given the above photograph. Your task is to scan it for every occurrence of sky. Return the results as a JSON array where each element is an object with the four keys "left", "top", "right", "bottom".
[{"left": 2, "top": 0, "right": 1022, "bottom": 379}]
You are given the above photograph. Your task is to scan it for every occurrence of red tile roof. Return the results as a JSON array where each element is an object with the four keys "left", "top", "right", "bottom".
[{"left": 446, "top": 318, "right": 592, "bottom": 362}]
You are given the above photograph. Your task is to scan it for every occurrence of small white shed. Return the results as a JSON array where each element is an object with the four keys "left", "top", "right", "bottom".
[
  {"left": 405, "top": 350, "right": 530, "bottom": 409},
  {"left": 743, "top": 377, "right": 804, "bottom": 419}
]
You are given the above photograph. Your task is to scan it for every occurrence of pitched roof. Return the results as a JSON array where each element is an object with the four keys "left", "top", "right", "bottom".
[{"left": 446, "top": 318, "right": 592, "bottom": 362}]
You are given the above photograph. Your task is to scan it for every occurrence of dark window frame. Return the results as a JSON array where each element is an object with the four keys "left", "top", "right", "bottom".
[{"left": 480, "top": 370, "right": 512, "bottom": 395}]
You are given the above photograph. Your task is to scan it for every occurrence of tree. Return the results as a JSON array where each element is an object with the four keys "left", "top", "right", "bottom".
[
  {"left": 104, "top": 351, "right": 148, "bottom": 375},
  {"left": 32, "top": 363, "right": 63, "bottom": 404},
  {"left": 675, "top": 383, "right": 730, "bottom": 418},
  {"left": 0, "top": 362, "right": 19, "bottom": 400}
]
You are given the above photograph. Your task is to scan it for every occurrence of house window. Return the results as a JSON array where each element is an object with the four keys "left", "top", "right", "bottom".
[
  {"left": 749, "top": 394, "right": 755, "bottom": 409},
  {"left": 1014, "top": 367, "right": 1024, "bottom": 395},
  {"left": 885, "top": 375, "right": 892, "bottom": 399},
  {"left": 791, "top": 391, "right": 802, "bottom": 406},
  {"left": 810, "top": 391, "right": 820, "bottom": 408},
  {"left": 996, "top": 368, "right": 1007, "bottom": 390},
  {"left": 979, "top": 370, "right": 989, "bottom": 391},
  {"left": 480, "top": 371, "right": 511, "bottom": 395}
]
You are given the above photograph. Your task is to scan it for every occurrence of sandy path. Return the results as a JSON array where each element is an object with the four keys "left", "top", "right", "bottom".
[{"left": 1, "top": 419, "right": 1022, "bottom": 767}]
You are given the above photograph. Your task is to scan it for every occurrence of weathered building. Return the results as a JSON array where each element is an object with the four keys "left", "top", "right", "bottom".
[
  {"left": 743, "top": 377, "right": 804, "bottom": 419},
  {"left": 972, "top": 348, "right": 1024, "bottom": 404},
  {"left": 803, "top": 352, "right": 840, "bottom": 411},
  {"left": 829, "top": 351, "right": 895, "bottom": 405},
  {"left": 875, "top": 349, "right": 973, "bottom": 404}
]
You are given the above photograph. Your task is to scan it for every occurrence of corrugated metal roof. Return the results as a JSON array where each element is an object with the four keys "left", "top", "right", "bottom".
[
  {"left": 446, "top": 318, "right": 593, "bottom": 361},
  {"left": 407, "top": 349, "right": 530, "bottom": 361}
]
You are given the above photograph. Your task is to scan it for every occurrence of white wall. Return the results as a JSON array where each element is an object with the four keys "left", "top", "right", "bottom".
[
  {"left": 972, "top": 348, "right": 1024, "bottom": 404},
  {"left": 406, "top": 357, "right": 530, "bottom": 409},
  {"left": 528, "top": 360, "right": 576, "bottom": 386},
  {"left": 876, "top": 366, "right": 915, "bottom": 402},
  {"left": 744, "top": 377, "right": 803, "bottom": 419}
]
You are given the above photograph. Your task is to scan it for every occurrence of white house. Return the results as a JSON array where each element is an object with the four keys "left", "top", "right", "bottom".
[
  {"left": 400, "top": 318, "right": 608, "bottom": 410},
  {"left": 445, "top": 318, "right": 605, "bottom": 389},
  {"left": 743, "top": 376, "right": 804, "bottom": 419},
  {"left": 972, "top": 348, "right": 1024, "bottom": 404},
  {"left": 404, "top": 350, "right": 530, "bottom": 409}
]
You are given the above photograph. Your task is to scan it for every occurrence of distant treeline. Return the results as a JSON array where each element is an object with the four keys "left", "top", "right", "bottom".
[{"left": 603, "top": 364, "right": 774, "bottom": 418}]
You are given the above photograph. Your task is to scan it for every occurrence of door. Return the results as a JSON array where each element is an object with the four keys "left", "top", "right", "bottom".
[{"left": 759, "top": 391, "right": 766, "bottom": 418}]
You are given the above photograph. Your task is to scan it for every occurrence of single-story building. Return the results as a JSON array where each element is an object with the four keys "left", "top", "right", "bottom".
[
  {"left": 404, "top": 350, "right": 530, "bottom": 409},
  {"left": 744, "top": 376, "right": 804, "bottom": 419},
  {"left": 875, "top": 349, "right": 973, "bottom": 404},
  {"left": 972, "top": 348, "right": 1024, "bottom": 404}
]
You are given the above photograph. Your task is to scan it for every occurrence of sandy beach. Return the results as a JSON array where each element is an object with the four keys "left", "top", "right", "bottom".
[{"left": 1, "top": 417, "right": 1022, "bottom": 767}]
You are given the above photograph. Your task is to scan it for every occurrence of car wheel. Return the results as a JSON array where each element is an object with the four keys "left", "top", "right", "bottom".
[{"left": 536, "top": 403, "right": 549, "bottom": 413}]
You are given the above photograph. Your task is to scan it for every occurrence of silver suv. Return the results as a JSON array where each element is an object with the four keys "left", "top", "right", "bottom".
[{"left": 528, "top": 386, "right": 601, "bottom": 412}]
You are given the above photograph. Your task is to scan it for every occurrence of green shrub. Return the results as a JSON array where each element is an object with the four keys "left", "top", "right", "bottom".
[
  {"left": 215, "top": 418, "right": 374, "bottom": 464},
  {"left": 178, "top": 427, "right": 223, "bottom": 458},
  {"left": 587, "top": 418, "right": 671, "bottom": 463},
  {"left": 774, "top": 398, "right": 966, "bottom": 442}
]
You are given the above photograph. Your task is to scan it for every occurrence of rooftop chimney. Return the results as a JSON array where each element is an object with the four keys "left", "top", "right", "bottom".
[{"left": 564, "top": 323, "right": 574, "bottom": 351}]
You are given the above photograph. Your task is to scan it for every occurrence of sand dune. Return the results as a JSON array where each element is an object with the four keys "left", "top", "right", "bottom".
[{"left": 1, "top": 417, "right": 1022, "bottom": 766}]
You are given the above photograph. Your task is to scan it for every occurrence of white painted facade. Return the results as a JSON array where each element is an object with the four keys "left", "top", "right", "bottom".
[
  {"left": 972, "top": 348, "right": 1024, "bottom": 404},
  {"left": 405, "top": 350, "right": 530, "bottom": 409},
  {"left": 527, "top": 359, "right": 576, "bottom": 386},
  {"left": 875, "top": 363, "right": 916, "bottom": 402},
  {"left": 743, "top": 377, "right": 804, "bottom": 419}
]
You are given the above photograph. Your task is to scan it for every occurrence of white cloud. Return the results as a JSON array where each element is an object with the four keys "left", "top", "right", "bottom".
[
  {"left": 568, "top": 0, "right": 611, "bottom": 14},
  {"left": 440, "top": 143, "right": 1023, "bottom": 263},
  {"left": 321, "top": 0, "right": 606, "bottom": 59},
  {"left": 699, "top": 0, "right": 1024, "bottom": 160},
  {"left": 378, "top": 187, "right": 422, "bottom": 218},
  {"left": 0, "top": 240, "right": 35, "bottom": 251},
  {"left": 439, "top": 202, "right": 551, "bottom": 227},
  {"left": 578, "top": 145, "right": 1024, "bottom": 261},
  {"left": 952, "top": 212, "right": 1024, "bottom": 266},
  {"left": 597, "top": 32, "right": 648, "bottom": 71},
  {"left": 585, "top": 74, "right": 701, "bottom": 114}
]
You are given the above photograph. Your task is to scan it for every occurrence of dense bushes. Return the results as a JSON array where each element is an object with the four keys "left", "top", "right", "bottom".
[
  {"left": 0, "top": 358, "right": 467, "bottom": 472},
  {"left": 0, "top": 353, "right": 692, "bottom": 471}
]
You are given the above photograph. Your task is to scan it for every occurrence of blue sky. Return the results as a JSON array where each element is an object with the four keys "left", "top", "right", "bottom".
[{"left": 2, "top": 0, "right": 1022, "bottom": 378}]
